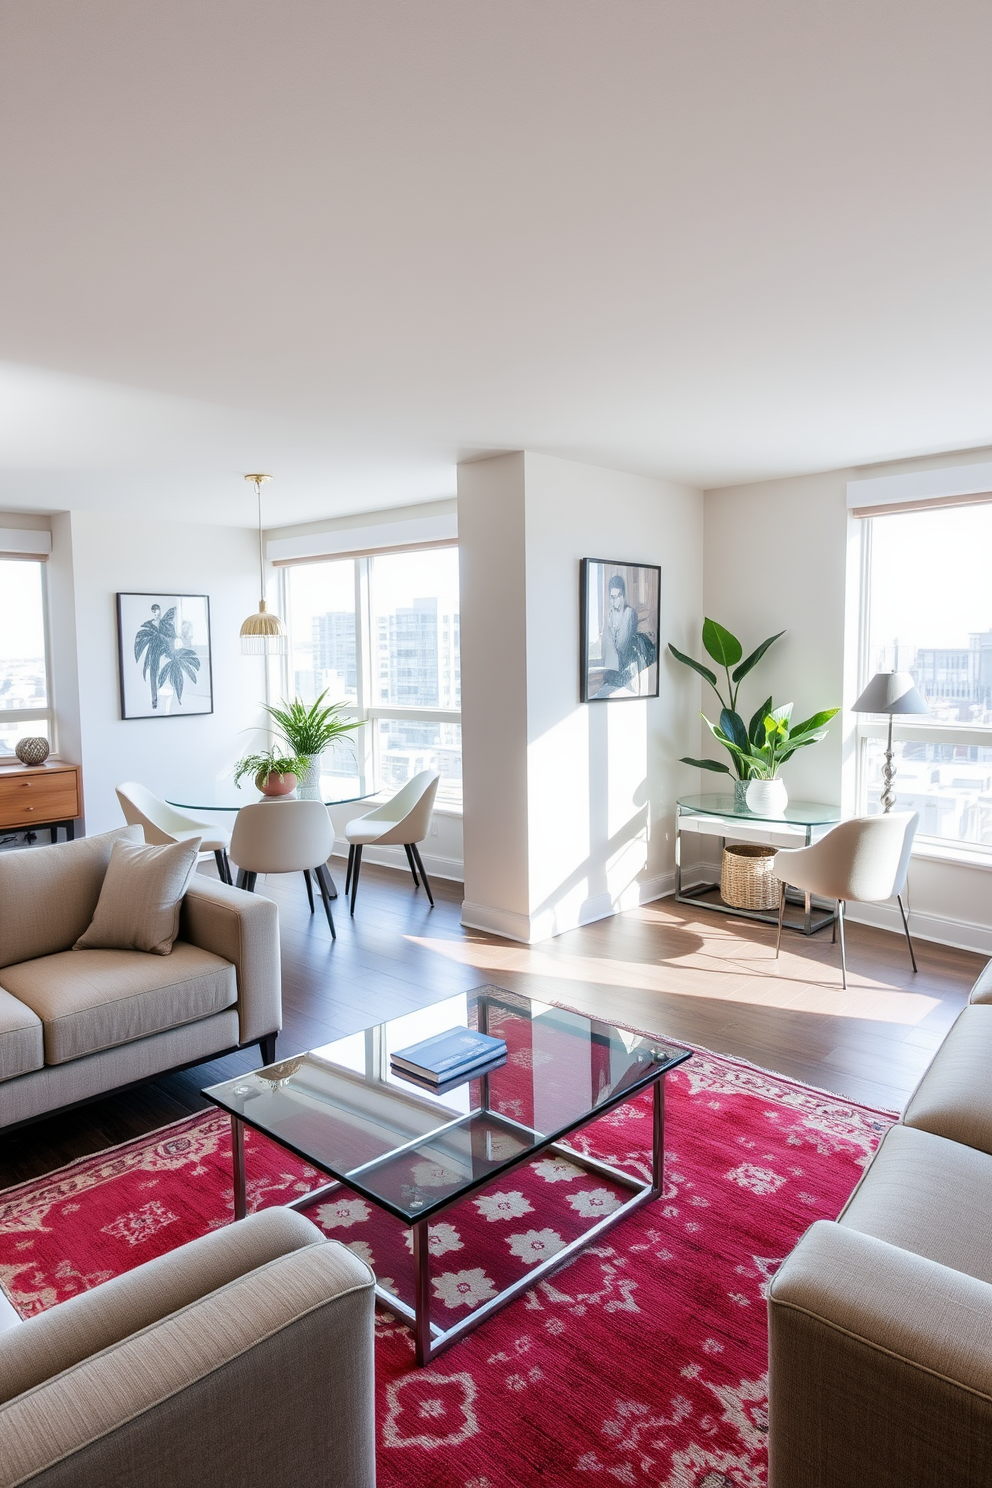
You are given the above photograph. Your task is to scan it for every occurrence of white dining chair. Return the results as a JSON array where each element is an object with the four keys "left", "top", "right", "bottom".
[
  {"left": 230, "top": 799, "right": 337, "bottom": 938},
  {"left": 343, "top": 770, "right": 440, "bottom": 916},
  {"left": 116, "top": 781, "right": 232, "bottom": 884},
  {"left": 773, "top": 812, "right": 920, "bottom": 988}
]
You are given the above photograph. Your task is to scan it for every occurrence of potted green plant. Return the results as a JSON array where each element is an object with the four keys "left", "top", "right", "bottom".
[
  {"left": 669, "top": 619, "right": 837, "bottom": 813},
  {"left": 262, "top": 691, "right": 363, "bottom": 795},
  {"left": 234, "top": 748, "right": 308, "bottom": 797},
  {"left": 705, "top": 703, "right": 839, "bottom": 815},
  {"left": 669, "top": 619, "right": 783, "bottom": 806}
]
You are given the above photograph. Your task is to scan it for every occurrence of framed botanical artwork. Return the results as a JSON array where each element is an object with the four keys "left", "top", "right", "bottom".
[
  {"left": 580, "top": 559, "right": 661, "bottom": 702},
  {"left": 116, "top": 593, "right": 214, "bottom": 719}
]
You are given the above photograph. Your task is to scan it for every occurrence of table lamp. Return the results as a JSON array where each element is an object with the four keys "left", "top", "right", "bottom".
[{"left": 852, "top": 671, "right": 930, "bottom": 812}]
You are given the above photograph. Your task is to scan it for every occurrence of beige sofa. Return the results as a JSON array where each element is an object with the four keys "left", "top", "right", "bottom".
[
  {"left": 0, "top": 826, "right": 281, "bottom": 1130},
  {"left": 0, "top": 1207, "right": 376, "bottom": 1488},
  {"left": 768, "top": 959, "right": 992, "bottom": 1488}
]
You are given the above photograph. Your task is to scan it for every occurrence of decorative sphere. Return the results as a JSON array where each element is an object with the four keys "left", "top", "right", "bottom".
[{"left": 15, "top": 737, "right": 50, "bottom": 766}]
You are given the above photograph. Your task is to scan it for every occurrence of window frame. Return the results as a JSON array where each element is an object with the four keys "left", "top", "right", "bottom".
[
  {"left": 276, "top": 543, "right": 462, "bottom": 811},
  {"left": 0, "top": 556, "right": 57, "bottom": 760},
  {"left": 854, "top": 508, "right": 992, "bottom": 858}
]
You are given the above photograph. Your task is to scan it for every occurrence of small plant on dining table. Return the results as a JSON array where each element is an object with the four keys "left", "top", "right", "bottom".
[{"left": 233, "top": 748, "right": 308, "bottom": 791}]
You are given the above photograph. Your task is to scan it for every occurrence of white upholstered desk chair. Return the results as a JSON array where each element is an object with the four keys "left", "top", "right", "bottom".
[
  {"left": 773, "top": 811, "right": 919, "bottom": 989},
  {"left": 230, "top": 799, "right": 337, "bottom": 938},
  {"left": 116, "top": 781, "right": 232, "bottom": 884},
  {"left": 343, "top": 769, "right": 440, "bottom": 916}
]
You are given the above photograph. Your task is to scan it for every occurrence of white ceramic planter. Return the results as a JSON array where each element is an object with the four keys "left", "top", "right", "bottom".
[
  {"left": 745, "top": 777, "right": 789, "bottom": 817},
  {"left": 296, "top": 753, "right": 324, "bottom": 799}
]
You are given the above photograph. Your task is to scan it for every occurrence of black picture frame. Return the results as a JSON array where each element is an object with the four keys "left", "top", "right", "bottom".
[
  {"left": 116, "top": 592, "right": 214, "bottom": 720},
  {"left": 580, "top": 558, "right": 661, "bottom": 702}
]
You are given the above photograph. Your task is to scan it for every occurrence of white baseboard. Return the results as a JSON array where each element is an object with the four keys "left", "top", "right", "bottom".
[
  {"left": 330, "top": 839, "right": 463, "bottom": 883},
  {"left": 845, "top": 900, "right": 992, "bottom": 958},
  {"left": 683, "top": 854, "right": 992, "bottom": 957},
  {"left": 460, "top": 872, "right": 674, "bottom": 945}
]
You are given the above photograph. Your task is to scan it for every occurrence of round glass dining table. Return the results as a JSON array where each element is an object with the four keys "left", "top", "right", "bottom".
[
  {"left": 165, "top": 777, "right": 378, "bottom": 899},
  {"left": 165, "top": 776, "right": 377, "bottom": 813}
]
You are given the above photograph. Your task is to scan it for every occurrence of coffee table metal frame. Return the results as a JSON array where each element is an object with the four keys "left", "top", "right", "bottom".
[{"left": 218, "top": 1031, "right": 688, "bottom": 1365}]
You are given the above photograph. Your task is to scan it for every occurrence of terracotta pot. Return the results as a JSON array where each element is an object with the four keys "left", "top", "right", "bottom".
[{"left": 256, "top": 769, "right": 297, "bottom": 797}]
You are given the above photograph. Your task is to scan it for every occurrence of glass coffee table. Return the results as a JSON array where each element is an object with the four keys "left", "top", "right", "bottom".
[{"left": 203, "top": 986, "right": 691, "bottom": 1364}]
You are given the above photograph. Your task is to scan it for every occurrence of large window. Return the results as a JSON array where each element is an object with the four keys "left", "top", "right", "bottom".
[
  {"left": 0, "top": 558, "right": 53, "bottom": 757},
  {"left": 859, "top": 501, "right": 992, "bottom": 851},
  {"left": 280, "top": 545, "right": 461, "bottom": 806}
]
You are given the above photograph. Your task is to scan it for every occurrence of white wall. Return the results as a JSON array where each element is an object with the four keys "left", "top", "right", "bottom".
[
  {"left": 460, "top": 451, "right": 703, "bottom": 943},
  {"left": 57, "top": 509, "right": 266, "bottom": 835},
  {"left": 705, "top": 447, "right": 992, "bottom": 954}
]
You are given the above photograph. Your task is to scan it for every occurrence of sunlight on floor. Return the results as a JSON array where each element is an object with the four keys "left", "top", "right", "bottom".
[{"left": 405, "top": 934, "right": 942, "bottom": 1026}]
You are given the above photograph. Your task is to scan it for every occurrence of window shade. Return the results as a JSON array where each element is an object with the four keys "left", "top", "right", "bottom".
[
  {"left": 847, "top": 460, "right": 992, "bottom": 519},
  {"left": 0, "top": 528, "right": 51, "bottom": 559}
]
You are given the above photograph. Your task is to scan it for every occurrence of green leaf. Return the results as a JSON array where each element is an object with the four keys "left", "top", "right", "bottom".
[
  {"left": 668, "top": 643, "right": 718, "bottom": 688},
  {"left": 719, "top": 708, "right": 750, "bottom": 753},
  {"left": 680, "top": 756, "right": 732, "bottom": 773},
  {"left": 748, "top": 696, "right": 773, "bottom": 746},
  {"left": 769, "top": 703, "right": 794, "bottom": 725},
  {"left": 704, "top": 717, "right": 751, "bottom": 767},
  {"left": 788, "top": 708, "right": 839, "bottom": 737},
  {"left": 731, "top": 630, "right": 785, "bottom": 684},
  {"left": 701, "top": 618, "right": 743, "bottom": 668}
]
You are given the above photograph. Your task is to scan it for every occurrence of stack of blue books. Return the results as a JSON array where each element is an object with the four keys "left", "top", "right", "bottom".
[{"left": 390, "top": 1026, "right": 507, "bottom": 1088}]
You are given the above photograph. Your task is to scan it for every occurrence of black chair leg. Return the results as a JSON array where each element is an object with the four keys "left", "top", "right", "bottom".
[
  {"left": 259, "top": 1032, "right": 277, "bottom": 1065},
  {"left": 345, "top": 844, "right": 355, "bottom": 894},
  {"left": 214, "top": 850, "right": 229, "bottom": 884},
  {"left": 404, "top": 842, "right": 421, "bottom": 887},
  {"left": 235, "top": 868, "right": 247, "bottom": 890},
  {"left": 349, "top": 846, "right": 363, "bottom": 916},
  {"left": 411, "top": 843, "right": 434, "bottom": 907},
  {"left": 223, "top": 850, "right": 233, "bottom": 885},
  {"left": 314, "top": 863, "right": 337, "bottom": 939},
  {"left": 303, "top": 869, "right": 315, "bottom": 914}
]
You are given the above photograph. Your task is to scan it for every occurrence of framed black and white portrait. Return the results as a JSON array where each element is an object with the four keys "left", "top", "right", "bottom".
[
  {"left": 117, "top": 593, "right": 214, "bottom": 719},
  {"left": 580, "top": 559, "right": 660, "bottom": 701}
]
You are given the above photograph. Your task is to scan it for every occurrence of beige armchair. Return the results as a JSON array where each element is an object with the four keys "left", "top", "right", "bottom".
[
  {"left": 0, "top": 827, "right": 281, "bottom": 1130},
  {"left": 0, "top": 1207, "right": 376, "bottom": 1488}
]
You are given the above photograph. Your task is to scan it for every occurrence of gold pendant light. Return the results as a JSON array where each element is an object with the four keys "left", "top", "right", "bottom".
[{"left": 240, "top": 473, "right": 287, "bottom": 655}]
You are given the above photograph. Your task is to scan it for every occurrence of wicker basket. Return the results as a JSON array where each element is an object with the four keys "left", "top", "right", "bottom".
[{"left": 720, "top": 843, "right": 780, "bottom": 910}]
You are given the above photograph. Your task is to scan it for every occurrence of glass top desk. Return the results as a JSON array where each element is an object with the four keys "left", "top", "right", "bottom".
[
  {"left": 204, "top": 986, "right": 691, "bottom": 1365},
  {"left": 675, "top": 793, "right": 842, "bottom": 936}
]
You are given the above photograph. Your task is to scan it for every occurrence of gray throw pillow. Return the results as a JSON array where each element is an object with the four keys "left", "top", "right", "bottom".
[{"left": 74, "top": 838, "right": 201, "bottom": 955}]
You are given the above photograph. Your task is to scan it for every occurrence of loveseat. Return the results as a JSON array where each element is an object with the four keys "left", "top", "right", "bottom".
[
  {"left": 0, "top": 826, "right": 281, "bottom": 1130},
  {"left": 0, "top": 1207, "right": 376, "bottom": 1487},
  {"left": 768, "top": 958, "right": 992, "bottom": 1488}
]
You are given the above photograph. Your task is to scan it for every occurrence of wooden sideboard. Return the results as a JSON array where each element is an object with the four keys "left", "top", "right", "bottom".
[{"left": 0, "top": 762, "right": 82, "bottom": 841}]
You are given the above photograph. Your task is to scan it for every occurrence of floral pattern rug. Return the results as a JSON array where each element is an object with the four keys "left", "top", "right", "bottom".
[{"left": 0, "top": 1045, "right": 893, "bottom": 1487}]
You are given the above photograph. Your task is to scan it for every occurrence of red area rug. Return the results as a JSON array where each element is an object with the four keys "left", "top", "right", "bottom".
[{"left": 0, "top": 1048, "right": 893, "bottom": 1487}]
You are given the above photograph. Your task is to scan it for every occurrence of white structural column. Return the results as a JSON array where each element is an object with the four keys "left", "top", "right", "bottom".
[{"left": 459, "top": 451, "right": 703, "bottom": 945}]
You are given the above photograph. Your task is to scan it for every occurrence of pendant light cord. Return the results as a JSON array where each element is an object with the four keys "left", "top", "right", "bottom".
[{"left": 256, "top": 477, "right": 265, "bottom": 604}]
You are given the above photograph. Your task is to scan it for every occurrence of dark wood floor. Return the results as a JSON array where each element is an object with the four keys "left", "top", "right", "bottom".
[{"left": 2, "top": 857, "right": 986, "bottom": 1187}]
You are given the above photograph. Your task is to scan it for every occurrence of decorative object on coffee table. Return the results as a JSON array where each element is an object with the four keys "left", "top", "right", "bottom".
[
  {"left": 720, "top": 842, "right": 780, "bottom": 910},
  {"left": 852, "top": 669, "right": 930, "bottom": 811},
  {"left": 117, "top": 592, "right": 213, "bottom": 718},
  {"left": 14, "top": 735, "right": 50, "bottom": 765},
  {"left": 581, "top": 558, "right": 660, "bottom": 700}
]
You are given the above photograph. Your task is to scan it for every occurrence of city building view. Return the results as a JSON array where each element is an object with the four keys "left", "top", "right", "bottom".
[
  {"left": 283, "top": 548, "right": 462, "bottom": 804},
  {"left": 866, "top": 502, "right": 992, "bottom": 848}
]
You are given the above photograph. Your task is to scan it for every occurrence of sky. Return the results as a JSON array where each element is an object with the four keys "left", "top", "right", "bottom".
[
  {"left": 0, "top": 560, "right": 45, "bottom": 663},
  {"left": 869, "top": 503, "right": 992, "bottom": 659}
]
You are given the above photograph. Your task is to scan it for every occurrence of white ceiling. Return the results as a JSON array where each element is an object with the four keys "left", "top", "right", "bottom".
[{"left": 0, "top": 1, "right": 990, "bottom": 526}]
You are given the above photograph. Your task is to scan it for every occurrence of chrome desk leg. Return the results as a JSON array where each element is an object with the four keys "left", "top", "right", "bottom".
[
  {"left": 775, "top": 881, "right": 786, "bottom": 958},
  {"left": 897, "top": 893, "right": 918, "bottom": 973},
  {"left": 651, "top": 1079, "right": 665, "bottom": 1198},
  {"left": 232, "top": 1115, "right": 247, "bottom": 1221},
  {"left": 837, "top": 901, "right": 847, "bottom": 990}
]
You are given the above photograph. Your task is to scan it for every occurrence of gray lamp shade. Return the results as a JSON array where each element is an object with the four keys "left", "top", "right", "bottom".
[{"left": 852, "top": 671, "right": 930, "bottom": 716}]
